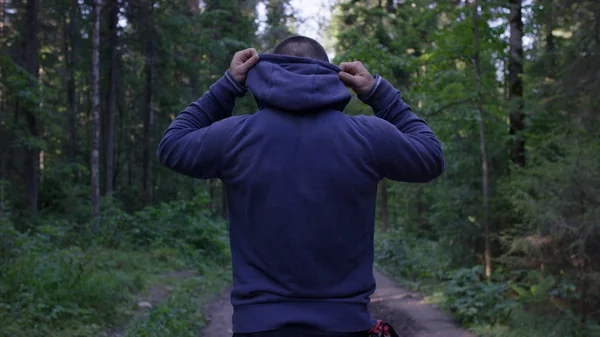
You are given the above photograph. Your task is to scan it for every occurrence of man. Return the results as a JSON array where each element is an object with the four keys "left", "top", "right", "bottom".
[{"left": 157, "top": 35, "right": 444, "bottom": 336}]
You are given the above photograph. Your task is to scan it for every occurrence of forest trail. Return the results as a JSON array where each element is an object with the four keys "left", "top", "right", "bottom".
[{"left": 201, "top": 269, "right": 476, "bottom": 337}]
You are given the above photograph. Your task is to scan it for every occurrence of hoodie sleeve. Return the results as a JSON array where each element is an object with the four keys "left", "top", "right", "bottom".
[
  {"left": 358, "top": 75, "right": 445, "bottom": 183},
  {"left": 156, "top": 71, "right": 247, "bottom": 179}
]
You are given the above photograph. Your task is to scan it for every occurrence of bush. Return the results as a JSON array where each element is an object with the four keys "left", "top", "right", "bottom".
[
  {"left": 0, "top": 247, "right": 134, "bottom": 336},
  {"left": 375, "top": 228, "right": 450, "bottom": 284},
  {"left": 440, "top": 266, "right": 518, "bottom": 326},
  {"left": 124, "top": 289, "right": 205, "bottom": 337},
  {"left": 0, "top": 197, "right": 231, "bottom": 336}
]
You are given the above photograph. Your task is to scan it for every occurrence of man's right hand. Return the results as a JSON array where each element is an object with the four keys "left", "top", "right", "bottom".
[
  {"left": 338, "top": 61, "right": 376, "bottom": 96},
  {"left": 229, "top": 48, "right": 260, "bottom": 85}
]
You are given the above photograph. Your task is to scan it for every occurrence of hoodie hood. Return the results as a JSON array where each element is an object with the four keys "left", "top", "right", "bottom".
[{"left": 245, "top": 54, "right": 352, "bottom": 113}]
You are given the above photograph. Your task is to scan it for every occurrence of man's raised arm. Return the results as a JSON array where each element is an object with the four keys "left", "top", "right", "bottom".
[
  {"left": 360, "top": 75, "right": 444, "bottom": 182},
  {"left": 339, "top": 61, "right": 445, "bottom": 183},
  {"left": 156, "top": 48, "right": 259, "bottom": 179}
]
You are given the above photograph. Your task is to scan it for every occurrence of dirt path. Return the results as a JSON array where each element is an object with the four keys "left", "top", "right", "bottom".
[
  {"left": 201, "top": 269, "right": 476, "bottom": 337},
  {"left": 101, "top": 270, "right": 199, "bottom": 337},
  {"left": 369, "top": 270, "right": 476, "bottom": 337}
]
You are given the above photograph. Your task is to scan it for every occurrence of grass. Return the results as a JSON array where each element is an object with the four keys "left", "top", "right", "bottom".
[
  {"left": 373, "top": 229, "right": 600, "bottom": 337},
  {"left": 122, "top": 266, "right": 229, "bottom": 337},
  {"left": 0, "top": 198, "right": 232, "bottom": 337},
  {"left": 0, "top": 246, "right": 230, "bottom": 337}
]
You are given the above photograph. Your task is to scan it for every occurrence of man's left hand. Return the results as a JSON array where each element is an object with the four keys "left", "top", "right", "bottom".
[{"left": 230, "top": 48, "right": 260, "bottom": 85}]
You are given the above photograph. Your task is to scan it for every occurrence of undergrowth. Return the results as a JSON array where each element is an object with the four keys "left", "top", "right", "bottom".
[
  {"left": 0, "top": 196, "right": 230, "bottom": 337},
  {"left": 123, "top": 268, "right": 228, "bottom": 337},
  {"left": 374, "top": 228, "right": 600, "bottom": 337}
]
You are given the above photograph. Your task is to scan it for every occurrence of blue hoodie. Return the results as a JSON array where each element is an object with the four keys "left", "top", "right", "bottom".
[{"left": 157, "top": 54, "right": 445, "bottom": 333}]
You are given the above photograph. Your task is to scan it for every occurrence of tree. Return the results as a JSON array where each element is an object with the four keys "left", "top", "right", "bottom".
[
  {"left": 21, "top": 0, "right": 40, "bottom": 216},
  {"left": 142, "top": 0, "right": 155, "bottom": 206},
  {"left": 508, "top": 0, "right": 524, "bottom": 167},
  {"left": 105, "top": 0, "right": 120, "bottom": 195},
  {"left": 260, "top": 0, "right": 293, "bottom": 50},
  {"left": 91, "top": 0, "right": 101, "bottom": 217},
  {"left": 64, "top": 0, "right": 79, "bottom": 169},
  {"left": 472, "top": 0, "right": 491, "bottom": 279}
]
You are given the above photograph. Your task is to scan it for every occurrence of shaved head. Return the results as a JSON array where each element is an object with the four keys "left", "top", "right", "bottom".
[{"left": 271, "top": 35, "right": 329, "bottom": 62}]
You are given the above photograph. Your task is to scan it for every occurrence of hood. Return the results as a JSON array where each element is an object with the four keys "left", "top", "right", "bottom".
[{"left": 245, "top": 54, "right": 352, "bottom": 113}]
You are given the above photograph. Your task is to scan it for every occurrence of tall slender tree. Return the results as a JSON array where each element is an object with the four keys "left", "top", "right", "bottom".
[
  {"left": 105, "top": 0, "right": 120, "bottom": 195},
  {"left": 63, "top": 0, "right": 79, "bottom": 171},
  {"left": 473, "top": 0, "right": 491, "bottom": 279},
  {"left": 508, "top": 0, "right": 524, "bottom": 167},
  {"left": 142, "top": 0, "right": 155, "bottom": 206},
  {"left": 91, "top": 0, "right": 101, "bottom": 217},
  {"left": 22, "top": 0, "right": 39, "bottom": 216}
]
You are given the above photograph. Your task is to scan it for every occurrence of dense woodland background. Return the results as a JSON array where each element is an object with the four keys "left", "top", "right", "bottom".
[{"left": 1, "top": 0, "right": 599, "bottom": 336}]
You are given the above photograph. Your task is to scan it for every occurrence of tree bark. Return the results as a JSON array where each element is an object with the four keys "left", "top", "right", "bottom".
[
  {"left": 379, "top": 179, "right": 388, "bottom": 232},
  {"left": 473, "top": 0, "right": 491, "bottom": 280},
  {"left": 208, "top": 179, "right": 215, "bottom": 214},
  {"left": 65, "top": 0, "right": 78, "bottom": 175},
  {"left": 142, "top": 0, "right": 154, "bottom": 206},
  {"left": 106, "top": 0, "right": 119, "bottom": 195},
  {"left": 221, "top": 181, "right": 228, "bottom": 219},
  {"left": 91, "top": 0, "right": 102, "bottom": 218},
  {"left": 22, "top": 0, "right": 39, "bottom": 216},
  {"left": 188, "top": 0, "right": 200, "bottom": 193},
  {"left": 508, "top": 0, "right": 524, "bottom": 167},
  {"left": 544, "top": 0, "right": 555, "bottom": 77}
]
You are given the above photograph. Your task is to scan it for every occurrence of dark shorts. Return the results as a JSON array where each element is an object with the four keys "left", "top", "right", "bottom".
[{"left": 232, "top": 324, "right": 369, "bottom": 337}]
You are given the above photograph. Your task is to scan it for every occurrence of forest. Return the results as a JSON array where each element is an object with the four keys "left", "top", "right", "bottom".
[{"left": 0, "top": 0, "right": 599, "bottom": 336}]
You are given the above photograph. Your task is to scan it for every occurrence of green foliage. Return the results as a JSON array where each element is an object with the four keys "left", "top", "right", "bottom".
[
  {"left": 124, "top": 292, "right": 204, "bottom": 337},
  {"left": 0, "top": 248, "right": 135, "bottom": 336},
  {"left": 374, "top": 229, "right": 598, "bottom": 335},
  {"left": 441, "top": 266, "right": 517, "bottom": 326},
  {"left": 472, "top": 308, "right": 600, "bottom": 337},
  {"left": 0, "top": 199, "right": 230, "bottom": 337},
  {"left": 122, "top": 272, "right": 225, "bottom": 337},
  {"left": 336, "top": 0, "right": 600, "bottom": 332},
  {"left": 375, "top": 228, "right": 450, "bottom": 284}
]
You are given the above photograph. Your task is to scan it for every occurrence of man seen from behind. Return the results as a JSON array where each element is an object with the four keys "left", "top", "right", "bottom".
[{"left": 157, "top": 35, "right": 445, "bottom": 337}]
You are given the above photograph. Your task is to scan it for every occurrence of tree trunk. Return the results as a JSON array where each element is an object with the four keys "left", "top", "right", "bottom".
[
  {"left": 221, "top": 181, "right": 228, "bottom": 219},
  {"left": 65, "top": 0, "right": 78, "bottom": 175},
  {"left": 544, "top": 0, "right": 555, "bottom": 77},
  {"left": 22, "top": 0, "right": 39, "bottom": 216},
  {"left": 208, "top": 179, "right": 215, "bottom": 213},
  {"left": 91, "top": 0, "right": 101, "bottom": 218},
  {"left": 508, "top": 0, "right": 524, "bottom": 167},
  {"left": 187, "top": 0, "right": 199, "bottom": 101},
  {"left": 188, "top": 0, "right": 200, "bottom": 194},
  {"left": 142, "top": 0, "right": 154, "bottom": 206},
  {"left": 379, "top": 179, "right": 388, "bottom": 232},
  {"left": 473, "top": 0, "right": 491, "bottom": 280},
  {"left": 105, "top": 0, "right": 119, "bottom": 195}
]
